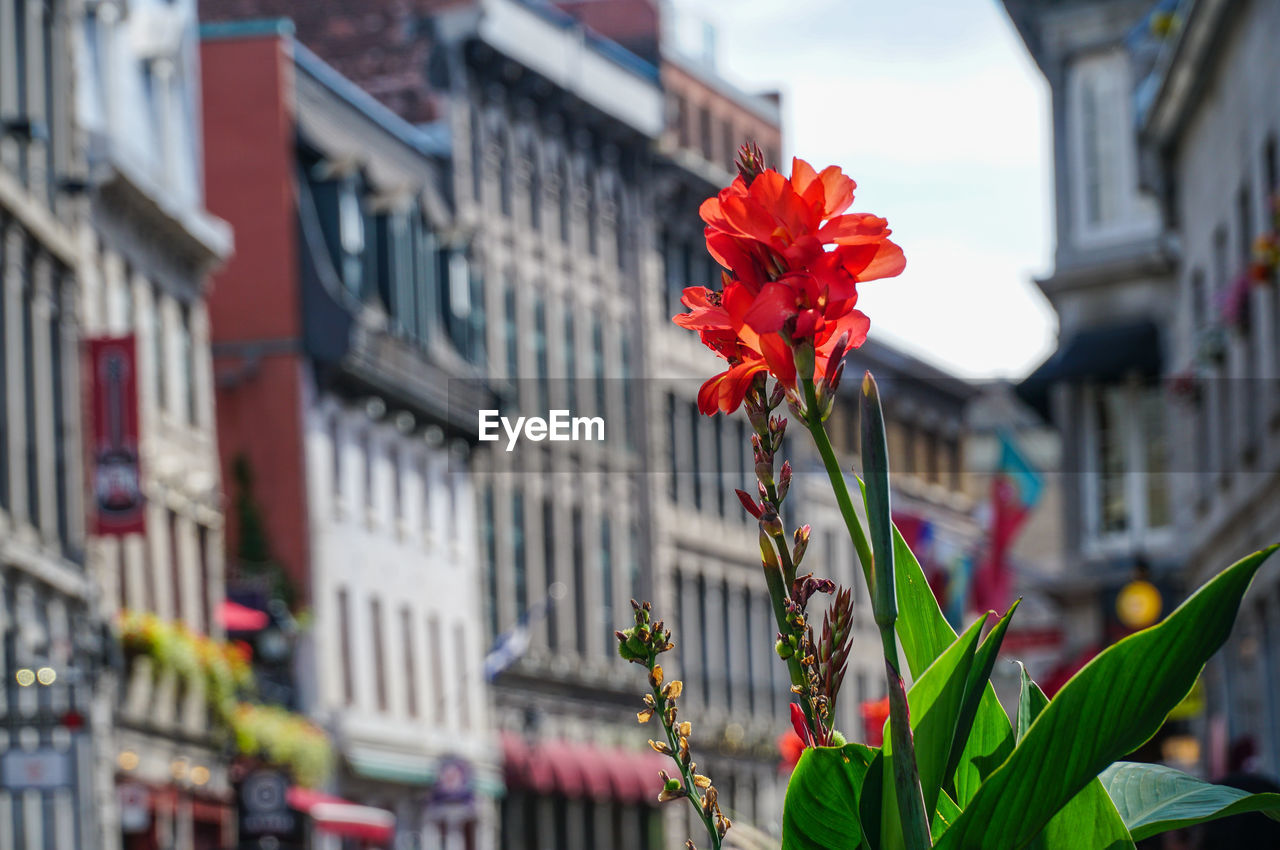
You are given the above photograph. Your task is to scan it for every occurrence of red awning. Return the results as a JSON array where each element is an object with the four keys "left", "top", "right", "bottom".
[
  {"left": 500, "top": 733, "right": 667, "bottom": 803},
  {"left": 287, "top": 787, "right": 395, "bottom": 844},
  {"left": 220, "top": 600, "right": 269, "bottom": 632}
]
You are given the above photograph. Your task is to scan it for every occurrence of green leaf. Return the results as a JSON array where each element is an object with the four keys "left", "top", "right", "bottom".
[
  {"left": 901, "top": 615, "right": 986, "bottom": 818},
  {"left": 1016, "top": 662, "right": 1036, "bottom": 744},
  {"left": 1016, "top": 664, "right": 1135, "bottom": 850},
  {"left": 1101, "top": 761, "right": 1280, "bottom": 840},
  {"left": 933, "top": 790, "right": 962, "bottom": 842},
  {"left": 876, "top": 619, "right": 985, "bottom": 850},
  {"left": 943, "top": 601, "right": 1019, "bottom": 799},
  {"left": 782, "top": 743, "right": 878, "bottom": 850},
  {"left": 935, "top": 545, "right": 1278, "bottom": 850},
  {"left": 886, "top": 523, "right": 1013, "bottom": 805},
  {"left": 859, "top": 372, "right": 895, "bottom": 625}
]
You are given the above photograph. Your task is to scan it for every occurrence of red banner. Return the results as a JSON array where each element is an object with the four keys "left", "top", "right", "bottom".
[{"left": 88, "top": 336, "right": 145, "bottom": 535}]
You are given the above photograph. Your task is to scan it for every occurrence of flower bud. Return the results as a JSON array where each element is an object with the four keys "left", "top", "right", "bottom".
[
  {"left": 760, "top": 510, "right": 784, "bottom": 538},
  {"left": 735, "top": 489, "right": 764, "bottom": 519},
  {"left": 793, "top": 341, "right": 815, "bottom": 377},
  {"left": 777, "top": 461, "right": 792, "bottom": 501}
]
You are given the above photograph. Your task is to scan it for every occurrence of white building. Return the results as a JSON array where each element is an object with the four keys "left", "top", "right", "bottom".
[
  {"left": 200, "top": 23, "right": 500, "bottom": 847},
  {"left": 1137, "top": 0, "right": 1280, "bottom": 776},
  {"left": 75, "top": 0, "right": 234, "bottom": 845}
]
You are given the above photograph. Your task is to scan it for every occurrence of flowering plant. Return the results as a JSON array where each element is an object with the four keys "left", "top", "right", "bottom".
[
  {"left": 624, "top": 146, "right": 1280, "bottom": 850},
  {"left": 117, "top": 609, "right": 330, "bottom": 786}
]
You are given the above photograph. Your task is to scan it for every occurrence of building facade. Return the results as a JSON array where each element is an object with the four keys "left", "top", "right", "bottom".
[
  {"left": 1135, "top": 0, "right": 1280, "bottom": 776},
  {"left": 75, "top": 0, "right": 236, "bottom": 845},
  {"left": 1005, "top": 0, "right": 1280, "bottom": 775},
  {"left": 0, "top": 0, "right": 98, "bottom": 846},
  {"left": 200, "top": 20, "right": 499, "bottom": 848},
  {"left": 1003, "top": 0, "right": 1180, "bottom": 692}
]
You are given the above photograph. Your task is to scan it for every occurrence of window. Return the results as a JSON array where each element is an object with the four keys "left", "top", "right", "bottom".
[
  {"left": 338, "top": 180, "right": 365, "bottom": 296},
  {"left": 572, "top": 506, "right": 586, "bottom": 654},
  {"left": 427, "top": 615, "right": 445, "bottom": 723},
  {"left": 529, "top": 155, "right": 542, "bottom": 231},
  {"left": 674, "top": 94, "right": 690, "bottom": 148},
  {"left": 363, "top": 431, "right": 375, "bottom": 513},
  {"left": 627, "top": 522, "right": 641, "bottom": 606},
  {"left": 512, "top": 493, "right": 527, "bottom": 617},
  {"left": 1083, "top": 383, "right": 1170, "bottom": 546},
  {"left": 371, "top": 598, "right": 387, "bottom": 712},
  {"left": 587, "top": 183, "right": 599, "bottom": 256},
  {"left": 481, "top": 486, "right": 497, "bottom": 638},
  {"left": 197, "top": 525, "right": 210, "bottom": 635},
  {"left": 600, "top": 518, "right": 613, "bottom": 656},
  {"left": 667, "top": 394, "right": 679, "bottom": 503},
  {"left": 542, "top": 498, "right": 558, "bottom": 650},
  {"left": 330, "top": 414, "right": 343, "bottom": 503},
  {"left": 689, "top": 403, "right": 702, "bottom": 511},
  {"left": 152, "top": 287, "right": 166, "bottom": 412},
  {"left": 469, "top": 105, "right": 484, "bottom": 203},
  {"left": 721, "top": 119, "right": 736, "bottom": 170},
  {"left": 499, "top": 132, "right": 513, "bottom": 217},
  {"left": 558, "top": 158, "right": 571, "bottom": 244},
  {"left": 592, "top": 319, "right": 606, "bottom": 420},
  {"left": 401, "top": 607, "right": 418, "bottom": 718},
  {"left": 168, "top": 510, "right": 181, "bottom": 621},
  {"left": 533, "top": 297, "right": 548, "bottom": 412},
  {"left": 563, "top": 309, "right": 578, "bottom": 413},
  {"left": 338, "top": 588, "right": 355, "bottom": 705},
  {"left": 50, "top": 275, "right": 67, "bottom": 549},
  {"left": 503, "top": 278, "right": 518, "bottom": 383},
  {"left": 178, "top": 303, "right": 195, "bottom": 425},
  {"left": 455, "top": 622, "right": 471, "bottom": 729},
  {"left": 699, "top": 106, "right": 713, "bottom": 161},
  {"left": 391, "top": 446, "right": 404, "bottom": 528}
]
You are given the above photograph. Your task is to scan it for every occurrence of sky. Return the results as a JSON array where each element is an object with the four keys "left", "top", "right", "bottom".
[{"left": 670, "top": 0, "right": 1059, "bottom": 380}]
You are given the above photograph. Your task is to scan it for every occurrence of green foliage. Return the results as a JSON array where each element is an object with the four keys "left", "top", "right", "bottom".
[
  {"left": 934, "top": 545, "right": 1277, "bottom": 850},
  {"left": 1016, "top": 664, "right": 1135, "bottom": 850},
  {"left": 1101, "top": 761, "right": 1280, "bottom": 840},
  {"left": 782, "top": 743, "right": 877, "bottom": 849}
]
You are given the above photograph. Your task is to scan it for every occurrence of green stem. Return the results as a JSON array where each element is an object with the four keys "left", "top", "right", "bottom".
[
  {"left": 762, "top": 546, "right": 816, "bottom": 730},
  {"left": 801, "top": 376, "right": 932, "bottom": 849},
  {"left": 649, "top": 660, "right": 721, "bottom": 850},
  {"left": 798, "top": 381, "right": 874, "bottom": 591},
  {"left": 762, "top": 481, "right": 798, "bottom": 586}
]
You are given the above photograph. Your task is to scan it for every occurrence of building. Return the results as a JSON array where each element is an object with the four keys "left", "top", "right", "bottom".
[
  {"left": 1002, "top": 0, "right": 1179, "bottom": 687},
  {"left": 75, "top": 0, "right": 238, "bottom": 845},
  {"left": 1133, "top": 0, "right": 1280, "bottom": 776},
  {"left": 1004, "top": 0, "right": 1280, "bottom": 775},
  {"left": 0, "top": 0, "right": 99, "bottom": 845},
  {"left": 199, "top": 19, "right": 500, "bottom": 848}
]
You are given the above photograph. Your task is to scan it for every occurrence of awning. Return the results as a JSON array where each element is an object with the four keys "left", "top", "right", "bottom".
[
  {"left": 1016, "top": 320, "right": 1162, "bottom": 417},
  {"left": 219, "top": 600, "right": 269, "bottom": 632},
  {"left": 287, "top": 787, "right": 395, "bottom": 844},
  {"left": 499, "top": 732, "right": 667, "bottom": 803}
]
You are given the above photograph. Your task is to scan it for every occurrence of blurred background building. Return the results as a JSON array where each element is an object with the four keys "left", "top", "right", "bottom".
[
  {"left": 78, "top": 0, "right": 236, "bottom": 846},
  {"left": 200, "top": 18, "right": 499, "bottom": 848},
  {"left": 1004, "top": 0, "right": 1280, "bottom": 778},
  {"left": 6, "top": 0, "right": 1278, "bottom": 847}
]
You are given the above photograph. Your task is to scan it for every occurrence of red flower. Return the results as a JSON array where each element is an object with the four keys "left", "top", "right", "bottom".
[{"left": 675, "top": 156, "right": 904, "bottom": 414}]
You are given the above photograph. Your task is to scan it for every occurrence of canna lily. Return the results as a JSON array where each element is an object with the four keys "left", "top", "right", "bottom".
[{"left": 675, "top": 152, "right": 904, "bottom": 414}]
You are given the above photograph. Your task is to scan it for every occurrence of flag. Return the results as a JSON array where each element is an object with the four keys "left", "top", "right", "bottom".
[
  {"left": 970, "top": 431, "right": 1042, "bottom": 614},
  {"left": 483, "top": 594, "right": 555, "bottom": 681}
]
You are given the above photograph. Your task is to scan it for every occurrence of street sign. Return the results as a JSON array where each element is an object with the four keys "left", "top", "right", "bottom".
[
  {"left": 1, "top": 748, "right": 72, "bottom": 790},
  {"left": 118, "top": 782, "right": 152, "bottom": 833},
  {"left": 237, "top": 768, "right": 297, "bottom": 842}
]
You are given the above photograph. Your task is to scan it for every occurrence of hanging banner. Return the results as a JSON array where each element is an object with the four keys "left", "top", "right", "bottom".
[{"left": 88, "top": 336, "right": 145, "bottom": 535}]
